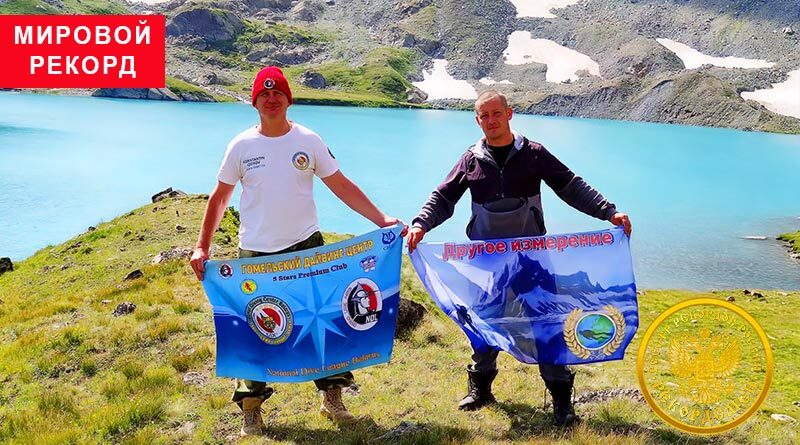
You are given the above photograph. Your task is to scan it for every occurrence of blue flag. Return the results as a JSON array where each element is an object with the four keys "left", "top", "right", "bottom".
[
  {"left": 201, "top": 226, "right": 403, "bottom": 382},
  {"left": 410, "top": 228, "right": 638, "bottom": 365}
]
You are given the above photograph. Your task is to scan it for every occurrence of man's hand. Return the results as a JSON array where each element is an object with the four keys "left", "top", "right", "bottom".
[
  {"left": 379, "top": 215, "right": 408, "bottom": 237},
  {"left": 609, "top": 212, "right": 632, "bottom": 237},
  {"left": 191, "top": 181, "right": 235, "bottom": 281},
  {"left": 190, "top": 247, "right": 209, "bottom": 281},
  {"left": 406, "top": 226, "right": 426, "bottom": 253}
]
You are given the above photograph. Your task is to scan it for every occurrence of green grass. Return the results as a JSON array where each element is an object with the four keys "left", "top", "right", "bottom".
[
  {"left": 292, "top": 88, "right": 401, "bottom": 108},
  {"left": 166, "top": 77, "right": 211, "bottom": 95},
  {"left": 0, "top": 0, "right": 128, "bottom": 14},
  {"left": 62, "top": 0, "right": 128, "bottom": 14},
  {"left": 169, "top": 343, "right": 212, "bottom": 372},
  {"left": 0, "top": 197, "right": 797, "bottom": 444},
  {"left": 284, "top": 47, "right": 422, "bottom": 104},
  {"left": 399, "top": 4, "right": 439, "bottom": 42},
  {"left": 0, "top": 0, "right": 59, "bottom": 14},
  {"left": 220, "top": 47, "right": 428, "bottom": 108},
  {"left": 230, "top": 19, "right": 331, "bottom": 54},
  {"left": 165, "top": 76, "right": 235, "bottom": 102},
  {"left": 169, "top": 15, "right": 426, "bottom": 108},
  {"left": 188, "top": 39, "right": 426, "bottom": 107},
  {"left": 778, "top": 231, "right": 800, "bottom": 253},
  {"left": 755, "top": 117, "right": 800, "bottom": 135}
]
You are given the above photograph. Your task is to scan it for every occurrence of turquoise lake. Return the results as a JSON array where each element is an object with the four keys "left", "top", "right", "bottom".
[{"left": 1, "top": 92, "right": 798, "bottom": 289}]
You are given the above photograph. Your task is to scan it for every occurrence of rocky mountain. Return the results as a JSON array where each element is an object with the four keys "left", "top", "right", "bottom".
[{"left": 3, "top": 0, "right": 799, "bottom": 132}]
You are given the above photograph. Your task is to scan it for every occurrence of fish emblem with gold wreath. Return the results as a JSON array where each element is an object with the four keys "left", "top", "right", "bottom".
[{"left": 564, "top": 305, "right": 626, "bottom": 359}]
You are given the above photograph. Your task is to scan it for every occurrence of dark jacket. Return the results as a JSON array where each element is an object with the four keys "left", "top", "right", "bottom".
[{"left": 412, "top": 132, "right": 617, "bottom": 240}]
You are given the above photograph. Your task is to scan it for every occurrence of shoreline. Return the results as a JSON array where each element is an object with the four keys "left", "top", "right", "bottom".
[
  {"left": 3, "top": 89, "right": 800, "bottom": 136},
  {"left": 1, "top": 194, "right": 798, "bottom": 291},
  {"left": 778, "top": 231, "right": 800, "bottom": 256}
]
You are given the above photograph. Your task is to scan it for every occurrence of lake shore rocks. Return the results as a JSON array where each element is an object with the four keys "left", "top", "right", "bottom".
[
  {"left": 152, "top": 187, "right": 188, "bottom": 203},
  {"left": 92, "top": 88, "right": 179, "bottom": 101}
]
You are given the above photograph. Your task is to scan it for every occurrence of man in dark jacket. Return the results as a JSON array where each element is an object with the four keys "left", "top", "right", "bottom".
[{"left": 406, "top": 90, "right": 632, "bottom": 426}]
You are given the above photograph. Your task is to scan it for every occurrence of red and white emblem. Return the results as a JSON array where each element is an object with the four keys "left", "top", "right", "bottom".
[
  {"left": 246, "top": 296, "right": 293, "bottom": 344},
  {"left": 342, "top": 278, "right": 383, "bottom": 331}
]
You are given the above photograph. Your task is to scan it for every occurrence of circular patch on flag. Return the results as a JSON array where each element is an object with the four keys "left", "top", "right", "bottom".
[
  {"left": 575, "top": 313, "right": 617, "bottom": 350},
  {"left": 246, "top": 296, "right": 293, "bottom": 345},
  {"left": 341, "top": 278, "right": 383, "bottom": 331},
  {"left": 219, "top": 263, "right": 233, "bottom": 279},
  {"left": 241, "top": 279, "right": 257, "bottom": 295},
  {"left": 292, "top": 151, "right": 310, "bottom": 170}
]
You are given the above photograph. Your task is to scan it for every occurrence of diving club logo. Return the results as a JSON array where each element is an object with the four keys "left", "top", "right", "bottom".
[
  {"left": 341, "top": 278, "right": 382, "bottom": 331},
  {"left": 359, "top": 255, "right": 377, "bottom": 272},
  {"left": 241, "top": 279, "right": 257, "bottom": 295},
  {"left": 381, "top": 230, "right": 396, "bottom": 245},
  {"left": 219, "top": 263, "right": 233, "bottom": 279},
  {"left": 564, "top": 306, "right": 625, "bottom": 359},
  {"left": 246, "top": 296, "right": 293, "bottom": 345},
  {"left": 264, "top": 78, "right": 275, "bottom": 89},
  {"left": 292, "top": 151, "right": 310, "bottom": 170}
]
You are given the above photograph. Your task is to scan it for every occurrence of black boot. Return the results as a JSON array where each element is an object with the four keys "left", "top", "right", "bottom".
[
  {"left": 458, "top": 368, "right": 497, "bottom": 411},
  {"left": 544, "top": 374, "right": 577, "bottom": 426}
]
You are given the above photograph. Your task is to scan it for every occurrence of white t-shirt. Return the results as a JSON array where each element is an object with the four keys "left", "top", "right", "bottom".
[{"left": 217, "top": 123, "right": 339, "bottom": 252}]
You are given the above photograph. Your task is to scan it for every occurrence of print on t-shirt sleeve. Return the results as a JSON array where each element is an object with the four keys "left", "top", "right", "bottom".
[
  {"left": 216, "top": 141, "right": 241, "bottom": 185},
  {"left": 313, "top": 141, "right": 340, "bottom": 178}
]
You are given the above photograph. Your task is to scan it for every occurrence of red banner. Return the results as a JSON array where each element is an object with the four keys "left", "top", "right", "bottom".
[{"left": 0, "top": 15, "right": 165, "bottom": 88}]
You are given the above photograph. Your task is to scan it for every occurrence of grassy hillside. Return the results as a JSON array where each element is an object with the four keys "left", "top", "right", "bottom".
[
  {"left": 0, "top": 196, "right": 798, "bottom": 444},
  {"left": 216, "top": 47, "right": 426, "bottom": 108},
  {"left": 0, "top": 0, "right": 128, "bottom": 15}
]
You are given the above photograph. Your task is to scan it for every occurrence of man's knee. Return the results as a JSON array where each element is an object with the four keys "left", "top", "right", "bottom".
[
  {"left": 232, "top": 379, "right": 275, "bottom": 406},
  {"left": 470, "top": 348, "right": 500, "bottom": 372}
]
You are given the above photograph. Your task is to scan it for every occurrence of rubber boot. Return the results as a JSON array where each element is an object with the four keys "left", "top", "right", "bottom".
[
  {"left": 458, "top": 368, "right": 498, "bottom": 411},
  {"left": 544, "top": 374, "right": 577, "bottom": 427}
]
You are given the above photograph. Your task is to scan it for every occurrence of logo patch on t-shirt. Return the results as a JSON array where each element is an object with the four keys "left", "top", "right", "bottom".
[{"left": 292, "top": 151, "right": 310, "bottom": 170}]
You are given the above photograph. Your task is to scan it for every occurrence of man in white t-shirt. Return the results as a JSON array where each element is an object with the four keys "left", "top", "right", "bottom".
[{"left": 190, "top": 66, "right": 405, "bottom": 436}]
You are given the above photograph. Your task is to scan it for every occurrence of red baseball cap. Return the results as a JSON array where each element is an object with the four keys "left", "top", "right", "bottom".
[{"left": 251, "top": 66, "right": 293, "bottom": 106}]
